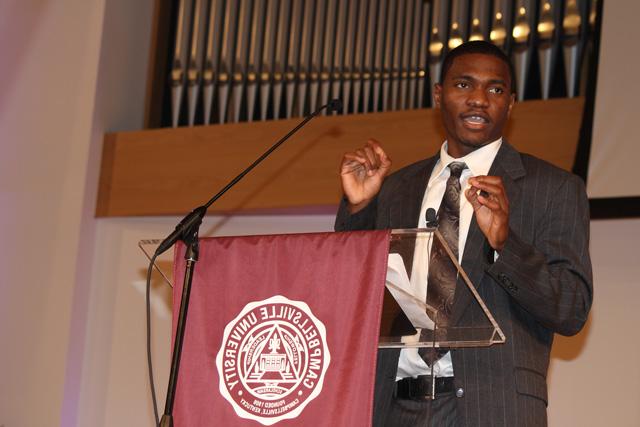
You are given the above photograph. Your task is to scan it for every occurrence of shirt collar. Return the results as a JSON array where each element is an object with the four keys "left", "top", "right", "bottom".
[{"left": 433, "top": 137, "right": 503, "bottom": 179}]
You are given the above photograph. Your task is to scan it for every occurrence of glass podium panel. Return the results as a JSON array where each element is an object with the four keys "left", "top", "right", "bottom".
[
  {"left": 139, "top": 229, "right": 505, "bottom": 349},
  {"left": 139, "top": 239, "right": 173, "bottom": 287},
  {"left": 379, "top": 229, "right": 505, "bottom": 349}
]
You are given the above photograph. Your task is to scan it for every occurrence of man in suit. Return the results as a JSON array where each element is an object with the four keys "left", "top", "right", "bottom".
[{"left": 335, "top": 41, "right": 592, "bottom": 426}]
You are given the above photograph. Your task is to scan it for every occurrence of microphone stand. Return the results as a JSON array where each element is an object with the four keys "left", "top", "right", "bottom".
[{"left": 156, "top": 100, "right": 342, "bottom": 427}]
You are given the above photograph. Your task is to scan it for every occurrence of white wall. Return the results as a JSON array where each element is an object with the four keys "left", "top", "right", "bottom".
[
  {"left": 1, "top": 0, "right": 639, "bottom": 426},
  {"left": 587, "top": 1, "right": 640, "bottom": 198},
  {"left": 63, "top": 0, "right": 155, "bottom": 424},
  {"left": 0, "top": 0, "right": 153, "bottom": 425},
  {"left": 548, "top": 219, "right": 640, "bottom": 427},
  {"left": 0, "top": 1, "right": 106, "bottom": 426}
]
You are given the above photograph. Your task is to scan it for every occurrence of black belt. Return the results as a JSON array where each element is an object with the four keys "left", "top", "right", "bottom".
[{"left": 395, "top": 376, "right": 455, "bottom": 400}]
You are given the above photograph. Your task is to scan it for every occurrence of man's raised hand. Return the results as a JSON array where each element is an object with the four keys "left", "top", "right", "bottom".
[
  {"left": 465, "top": 175, "right": 510, "bottom": 251},
  {"left": 340, "top": 139, "right": 392, "bottom": 214}
]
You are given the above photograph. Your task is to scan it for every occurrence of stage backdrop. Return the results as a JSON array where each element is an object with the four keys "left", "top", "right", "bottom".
[{"left": 172, "top": 230, "right": 389, "bottom": 426}]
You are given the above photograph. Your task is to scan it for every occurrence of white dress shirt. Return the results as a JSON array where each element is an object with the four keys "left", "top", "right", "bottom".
[{"left": 396, "top": 138, "right": 502, "bottom": 380}]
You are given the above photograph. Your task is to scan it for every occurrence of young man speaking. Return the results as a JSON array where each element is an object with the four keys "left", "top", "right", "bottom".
[{"left": 335, "top": 41, "right": 592, "bottom": 426}]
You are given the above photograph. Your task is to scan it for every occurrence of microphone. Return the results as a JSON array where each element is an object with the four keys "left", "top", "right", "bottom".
[
  {"left": 154, "top": 99, "right": 343, "bottom": 256},
  {"left": 327, "top": 98, "right": 343, "bottom": 113},
  {"left": 425, "top": 208, "right": 438, "bottom": 228}
]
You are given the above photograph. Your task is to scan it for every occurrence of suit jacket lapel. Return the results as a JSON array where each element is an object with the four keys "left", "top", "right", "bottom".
[
  {"left": 387, "top": 157, "right": 437, "bottom": 275},
  {"left": 450, "top": 141, "right": 525, "bottom": 326},
  {"left": 388, "top": 157, "right": 438, "bottom": 229}
]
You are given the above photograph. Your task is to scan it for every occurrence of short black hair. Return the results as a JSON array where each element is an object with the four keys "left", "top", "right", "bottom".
[{"left": 440, "top": 41, "right": 517, "bottom": 95}]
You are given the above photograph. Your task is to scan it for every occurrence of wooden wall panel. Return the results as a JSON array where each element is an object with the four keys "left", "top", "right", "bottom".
[{"left": 96, "top": 97, "right": 584, "bottom": 217}]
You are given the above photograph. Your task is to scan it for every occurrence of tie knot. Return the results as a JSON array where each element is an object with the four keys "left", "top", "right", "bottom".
[{"left": 448, "top": 162, "right": 467, "bottom": 178}]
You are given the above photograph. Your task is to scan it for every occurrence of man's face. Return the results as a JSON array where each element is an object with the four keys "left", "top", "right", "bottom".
[{"left": 434, "top": 53, "right": 515, "bottom": 157}]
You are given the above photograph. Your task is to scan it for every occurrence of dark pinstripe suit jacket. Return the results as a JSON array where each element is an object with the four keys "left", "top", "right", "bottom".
[{"left": 335, "top": 142, "right": 593, "bottom": 427}]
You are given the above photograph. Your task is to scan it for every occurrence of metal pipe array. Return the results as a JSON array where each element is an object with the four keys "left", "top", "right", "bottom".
[{"left": 167, "top": 0, "right": 598, "bottom": 127}]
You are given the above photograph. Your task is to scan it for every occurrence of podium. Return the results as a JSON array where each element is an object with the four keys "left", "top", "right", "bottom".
[
  {"left": 141, "top": 228, "right": 505, "bottom": 349},
  {"left": 140, "top": 229, "right": 504, "bottom": 426}
]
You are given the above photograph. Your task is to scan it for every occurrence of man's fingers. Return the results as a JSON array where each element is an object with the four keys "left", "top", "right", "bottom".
[
  {"left": 481, "top": 190, "right": 508, "bottom": 211},
  {"left": 476, "top": 194, "right": 502, "bottom": 211},
  {"left": 469, "top": 175, "right": 502, "bottom": 185},
  {"left": 367, "top": 139, "right": 392, "bottom": 168},
  {"left": 340, "top": 153, "right": 367, "bottom": 174},
  {"left": 363, "top": 145, "right": 380, "bottom": 171},
  {"left": 354, "top": 148, "right": 374, "bottom": 172},
  {"left": 465, "top": 186, "right": 483, "bottom": 209},
  {"left": 468, "top": 176, "right": 509, "bottom": 210},
  {"left": 366, "top": 138, "right": 383, "bottom": 151},
  {"left": 467, "top": 186, "right": 506, "bottom": 213},
  {"left": 468, "top": 179, "right": 504, "bottom": 196},
  {"left": 372, "top": 145, "right": 391, "bottom": 169},
  {"left": 341, "top": 160, "right": 364, "bottom": 174},
  {"left": 466, "top": 176, "right": 510, "bottom": 251},
  {"left": 353, "top": 139, "right": 392, "bottom": 176},
  {"left": 341, "top": 139, "right": 391, "bottom": 179},
  {"left": 341, "top": 152, "right": 367, "bottom": 166}
]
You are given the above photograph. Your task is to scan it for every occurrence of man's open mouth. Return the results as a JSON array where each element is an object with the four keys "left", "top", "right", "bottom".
[{"left": 461, "top": 113, "right": 489, "bottom": 124}]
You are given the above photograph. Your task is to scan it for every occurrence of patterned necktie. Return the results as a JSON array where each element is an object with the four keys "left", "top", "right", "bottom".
[
  {"left": 427, "top": 161, "right": 467, "bottom": 327},
  {"left": 419, "top": 162, "right": 467, "bottom": 366}
]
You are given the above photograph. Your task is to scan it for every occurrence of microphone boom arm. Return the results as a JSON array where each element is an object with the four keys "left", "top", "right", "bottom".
[{"left": 154, "top": 99, "right": 342, "bottom": 257}]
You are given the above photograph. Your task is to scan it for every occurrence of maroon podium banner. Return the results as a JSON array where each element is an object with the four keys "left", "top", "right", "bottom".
[{"left": 172, "top": 230, "right": 390, "bottom": 426}]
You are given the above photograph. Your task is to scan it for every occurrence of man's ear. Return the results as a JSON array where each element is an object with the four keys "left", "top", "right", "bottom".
[
  {"left": 433, "top": 83, "right": 442, "bottom": 108},
  {"left": 507, "top": 92, "right": 516, "bottom": 115}
]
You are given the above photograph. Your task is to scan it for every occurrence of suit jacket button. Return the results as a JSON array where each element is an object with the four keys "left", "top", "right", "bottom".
[
  {"left": 498, "top": 273, "right": 509, "bottom": 284},
  {"left": 498, "top": 273, "right": 516, "bottom": 290},
  {"left": 455, "top": 387, "right": 464, "bottom": 398}
]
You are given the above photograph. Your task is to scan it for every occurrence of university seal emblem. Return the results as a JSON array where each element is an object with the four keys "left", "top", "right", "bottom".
[{"left": 216, "top": 295, "right": 330, "bottom": 425}]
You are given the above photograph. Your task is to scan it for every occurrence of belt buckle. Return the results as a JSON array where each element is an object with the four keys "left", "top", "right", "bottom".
[
  {"left": 413, "top": 375, "right": 437, "bottom": 401},
  {"left": 396, "top": 376, "right": 438, "bottom": 401}
]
